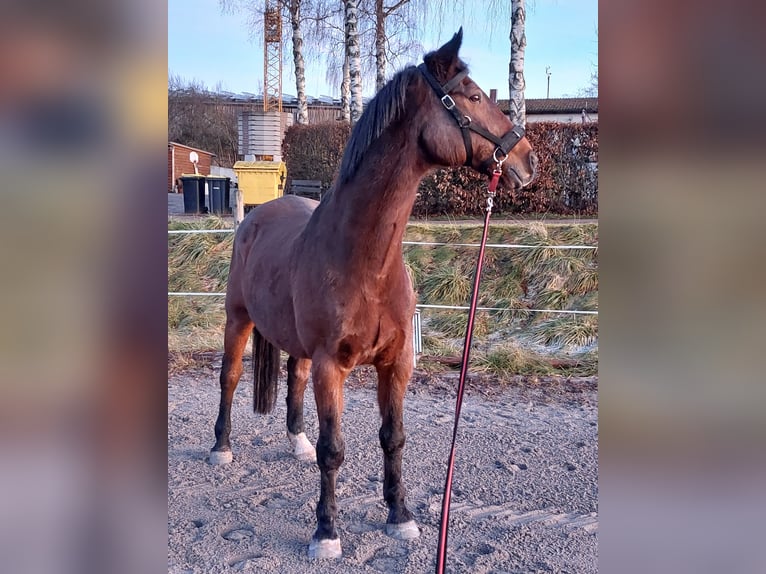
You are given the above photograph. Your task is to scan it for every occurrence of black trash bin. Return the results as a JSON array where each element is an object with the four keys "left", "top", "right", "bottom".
[
  {"left": 180, "top": 174, "right": 207, "bottom": 214},
  {"left": 207, "top": 175, "right": 231, "bottom": 215}
]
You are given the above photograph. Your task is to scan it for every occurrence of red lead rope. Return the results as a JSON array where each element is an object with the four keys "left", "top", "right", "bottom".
[{"left": 435, "top": 166, "right": 502, "bottom": 574}]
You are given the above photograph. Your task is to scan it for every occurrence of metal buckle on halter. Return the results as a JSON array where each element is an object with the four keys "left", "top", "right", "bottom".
[{"left": 441, "top": 94, "right": 456, "bottom": 110}]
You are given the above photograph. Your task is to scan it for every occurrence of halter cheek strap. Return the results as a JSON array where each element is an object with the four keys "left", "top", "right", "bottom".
[{"left": 418, "top": 63, "right": 525, "bottom": 169}]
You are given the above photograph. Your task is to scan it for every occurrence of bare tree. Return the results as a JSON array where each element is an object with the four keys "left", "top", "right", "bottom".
[
  {"left": 220, "top": 0, "right": 311, "bottom": 123},
  {"left": 366, "top": 0, "right": 424, "bottom": 92},
  {"left": 288, "top": 0, "right": 308, "bottom": 123},
  {"left": 509, "top": 0, "right": 527, "bottom": 125},
  {"left": 301, "top": 2, "right": 350, "bottom": 110},
  {"left": 574, "top": 69, "right": 598, "bottom": 97},
  {"left": 374, "top": 0, "right": 388, "bottom": 91},
  {"left": 305, "top": 0, "right": 422, "bottom": 98},
  {"left": 221, "top": 0, "right": 423, "bottom": 115},
  {"left": 341, "top": 52, "right": 351, "bottom": 121},
  {"left": 344, "top": 0, "right": 363, "bottom": 124},
  {"left": 168, "top": 75, "right": 238, "bottom": 166},
  {"left": 425, "top": 1, "right": 531, "bottom": 125},
  {"left": 577, "top": 27, "right": 598, "bottom": 97}
]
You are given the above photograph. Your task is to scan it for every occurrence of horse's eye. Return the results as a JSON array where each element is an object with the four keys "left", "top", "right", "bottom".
[{"left": 469, "top": 94, "right": 481, "bottom": 103}]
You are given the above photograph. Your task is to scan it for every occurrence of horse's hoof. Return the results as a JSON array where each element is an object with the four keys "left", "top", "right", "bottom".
[
  {"left": 307, "top": 537, "right": 342, "bottom": 559},
  {"left": 386, "top": 520, "right": 420, "bottom": 540},
  {"left": 288, "top": 432, "right": 317, "bottom": 463},
  {"left": 208, "top": 449, "right": 233, "bottom": 465}
]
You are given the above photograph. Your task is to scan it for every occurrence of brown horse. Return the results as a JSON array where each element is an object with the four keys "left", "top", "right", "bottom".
[{"left": 210, "top": 29, "right": 537, "bottom": 559}]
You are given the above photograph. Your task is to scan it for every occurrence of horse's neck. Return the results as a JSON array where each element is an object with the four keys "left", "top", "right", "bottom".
[{"left": 322, "top": 135, "right": 427, "bottom": 273}]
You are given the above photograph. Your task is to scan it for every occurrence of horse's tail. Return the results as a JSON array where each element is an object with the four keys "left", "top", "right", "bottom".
[{"left": 252, "top": 328, "right": 280, "bottom": 414}]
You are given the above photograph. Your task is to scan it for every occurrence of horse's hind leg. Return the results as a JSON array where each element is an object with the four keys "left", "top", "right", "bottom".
[
  {"left": 286, "top": 356, "right": 316, "bottom": 462},
  {"left": 210, "top": 307, "right": 253, "bottom": 464},
  {"left": 376, "top": 351, "right": 419, "bottom": 540}
]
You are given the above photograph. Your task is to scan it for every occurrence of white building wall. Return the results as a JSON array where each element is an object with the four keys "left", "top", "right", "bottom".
[
  {"left": 527, "top": 112, "right": 598, "bottom": 124},
  {"left": 210, "top": 166, "right": 237, "bottom": 183}
]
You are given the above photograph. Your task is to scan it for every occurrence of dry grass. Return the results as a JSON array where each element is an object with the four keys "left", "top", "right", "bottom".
[
  {"left": 419, "top": 261, "right": 473, "bottom": 306},
  {"left": 426, "top": 309, "right": 493, "bottom": 340},
  {"left": 530, "top": 316, "right": 599, "bottom": 349},
  {"left": 168, "top": 218, "right": 234, "bottom": 353},
  {"left": 474, "top": 341, "right": 554, "bottom": 376},
  {"left": 168, "top": 219, "right": 598, "bottom": 377}
]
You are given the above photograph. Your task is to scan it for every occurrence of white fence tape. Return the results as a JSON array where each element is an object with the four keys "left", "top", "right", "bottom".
[
  {"left": 168, "top": 230, "right": 598, "bottom": 316},
  {"left": 168, "top": 229, "right": 597, "bottom": 250},
  {"left": 167, "top": 293, "right": 597, "bottom": 316}
]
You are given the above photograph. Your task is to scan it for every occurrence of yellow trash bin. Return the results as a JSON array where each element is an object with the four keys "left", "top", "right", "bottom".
[{"left": 232, "top": 161, "right": 287, "bottom": 206}]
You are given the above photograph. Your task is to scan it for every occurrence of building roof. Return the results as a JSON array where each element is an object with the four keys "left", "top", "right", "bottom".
[
  {"left": 168, "top": 141, "right": 216, "bottom": 157},
  {"left": 179, "top": 88, "right": 369, "bottom": 108},
  {"left": 177, "top": 88, "right": 597, "bottom": 118},
  {"left": 497, "top": 97, "right": 598, "bottom": 114}
]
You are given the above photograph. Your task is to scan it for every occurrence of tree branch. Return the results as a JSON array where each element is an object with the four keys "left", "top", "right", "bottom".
[{"left": 383, "top": 0, "right": 411, "bottom": 16}]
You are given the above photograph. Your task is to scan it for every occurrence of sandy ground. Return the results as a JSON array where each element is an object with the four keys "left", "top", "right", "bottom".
[{"left": 168, "top": 361, "right": 598, "bottom": 573}]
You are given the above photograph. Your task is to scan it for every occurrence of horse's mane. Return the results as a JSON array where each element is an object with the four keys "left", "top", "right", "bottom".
[{"left": 337, "top": 65, "right": 420, "bottom": 184}]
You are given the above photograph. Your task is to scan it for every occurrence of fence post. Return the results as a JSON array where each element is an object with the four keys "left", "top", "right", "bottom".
[{"left": 234, "top": 187, "right": 244, "bottom": 229}]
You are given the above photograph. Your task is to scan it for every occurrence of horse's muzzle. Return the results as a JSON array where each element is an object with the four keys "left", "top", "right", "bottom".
[{"left": 504, "top": 150, "right": 538, "bottom": 190}]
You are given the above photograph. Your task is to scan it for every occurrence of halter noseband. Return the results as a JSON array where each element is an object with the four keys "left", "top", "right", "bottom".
[{"left": 418, "top": 63, "right": 525, "bottom": 169}]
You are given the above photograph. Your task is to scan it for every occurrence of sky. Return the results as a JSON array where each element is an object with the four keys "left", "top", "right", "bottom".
[{"left": 168, "top": 0, "right": 597, "bottom": 100}]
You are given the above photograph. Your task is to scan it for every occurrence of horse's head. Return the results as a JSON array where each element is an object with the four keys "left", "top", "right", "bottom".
[{"left": 417, "top": 29, "right": 538, "bottom": 191}]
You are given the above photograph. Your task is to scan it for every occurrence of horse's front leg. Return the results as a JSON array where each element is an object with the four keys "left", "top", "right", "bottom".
[
  {"left": 375, "top": 349, "right": 419, "bottom": 539},
  {"left": 307, "top": 355, "right": 348, "bottom": 559}
]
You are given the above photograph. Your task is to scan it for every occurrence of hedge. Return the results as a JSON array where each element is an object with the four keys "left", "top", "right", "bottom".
[
  {"left": 282, "top": 122, "right": 350, "bottom": 188},
  {"left": 282, "top": 121, "right": 597, "bottom": 216}
]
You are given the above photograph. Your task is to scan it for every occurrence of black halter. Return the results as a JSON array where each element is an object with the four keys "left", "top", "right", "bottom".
[{"left": 418, "top": 63, "right": 525, "bottom": 168}]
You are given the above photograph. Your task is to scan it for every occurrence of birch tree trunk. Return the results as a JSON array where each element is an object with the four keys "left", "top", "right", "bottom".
[
  {"left": 341, "top": 52, "right": 351, "bottom": 122},
  {"left": 344, "top": 0, "right": 363, "bottom": 124},
  {"left": 509, "top": 0, "right": 527, "bottom": 126},
  {"left": 375, "top": 0, "right": 387, "bottom": 92},
  {"left": 289, "top": 0, "right": 308, "bottom": 124}
]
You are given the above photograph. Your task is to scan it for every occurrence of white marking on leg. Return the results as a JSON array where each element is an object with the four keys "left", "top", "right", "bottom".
[
  {"left": 209, "top": 449, "right": 233, "bottom": 465},
  {"left": 385, "top": 520, "right": 420, "bottom": 540},
  {"left": 307, "top": 537, "right": 342, "bottom": 559},
  {"left": 288, "top": 432, "right": 317, "bottom": 462}
]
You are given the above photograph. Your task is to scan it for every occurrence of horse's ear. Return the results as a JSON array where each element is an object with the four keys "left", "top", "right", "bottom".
[
  {"left": 435, "top": 28, "right": 463, "bottom": 63},
  {"left": 425, "top": 28, "right": 464, "bottom": 82}
]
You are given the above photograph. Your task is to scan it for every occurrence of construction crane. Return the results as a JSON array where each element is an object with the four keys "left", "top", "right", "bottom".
[{"left": 263, "top": 0, "right": 282, "bottom": 112}]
